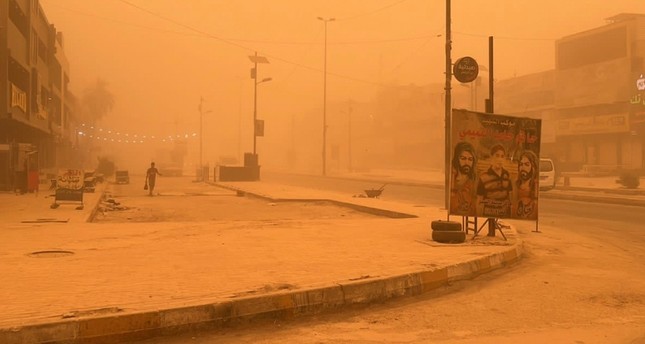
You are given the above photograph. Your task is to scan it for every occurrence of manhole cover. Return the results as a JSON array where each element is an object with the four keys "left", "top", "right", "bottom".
[{"left": 28, "top": 250, "right": 74, "bottom": 258}]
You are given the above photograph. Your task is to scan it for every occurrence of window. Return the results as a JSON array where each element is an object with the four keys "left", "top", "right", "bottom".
[
  {"left": 38, "top": 38, "right": 48, "bottom": 63},
  {"left": 9, "top": 0, "right": 29, "bottom": 38},
  {"left": 30, "top": 30, "right": 38, "bottom": 65}
]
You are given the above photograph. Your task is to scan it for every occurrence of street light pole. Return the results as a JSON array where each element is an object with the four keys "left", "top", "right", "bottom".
[
  {"left": 253, "top": 76, "right": 272, "bottom": 155},
  {"left": 248, "top": 52, "right": 270, "bottom": 157},
  {"left": 318, "top": 16, "right": 334, "bottom": 176},
  {"left": 198, "top": 97, "right": 212, "bottom": 181},
  {"left": 253, "top": 63, "right": 258, "bottom": 155},
  {"left": 199, "top": 97, "right": 204, "bottom": 180},
  {"left": 347, "top": 99, "right": 353, "bottom": 173}
]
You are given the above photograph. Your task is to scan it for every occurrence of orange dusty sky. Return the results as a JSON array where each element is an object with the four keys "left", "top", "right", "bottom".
[{"left": 39, "top": 0, "right": 644, "bottom": 165}]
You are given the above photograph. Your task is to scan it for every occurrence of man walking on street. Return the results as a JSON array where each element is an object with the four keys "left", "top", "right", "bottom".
[{"left": 145, "top": 162, "right": 162, "bottom": 196}]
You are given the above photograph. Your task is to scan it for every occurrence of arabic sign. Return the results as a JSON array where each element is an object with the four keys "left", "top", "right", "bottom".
[
  {"left": 449, "top": 109, "right": 542, "bottom": 221},
  {"left": 557, "top": 114, "right": 629, "bottom": 136},
  {"left": 57, "top": 169, "right": 84, "bottom": 190},
  {"left": 453, "top": 56, "right": 479, "bottom": 83},
  {"left": 630, "top": 73, "right": 645, "bottom": 109}
]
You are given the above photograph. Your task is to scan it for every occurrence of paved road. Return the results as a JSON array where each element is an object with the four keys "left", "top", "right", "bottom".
[{"left": 262, "top": 170, "right": 645, "bottom": 227}]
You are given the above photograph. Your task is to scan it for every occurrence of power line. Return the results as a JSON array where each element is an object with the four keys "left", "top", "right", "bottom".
[
  {"left": 116, "top": 0, "right": 252, "bottom": 52},
  {"left": 386, "top": 36, "right": 435, "bottom": 76},
  {"left": 52, "top": 1, "right": 554, "bottom": 89},
  {"left": 44, "top": 2, "right": 201, "bottom": 37},
  {"left": 113, "top": 0, "right": 395, "bottom": 87},
  {"left": 47, "top": 1, "right": 442, "bottom": 46},
  {"left": 453, "top": 30, "right": 555, "bottom": 41}
]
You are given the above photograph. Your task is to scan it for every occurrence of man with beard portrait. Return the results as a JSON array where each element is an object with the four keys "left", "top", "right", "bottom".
[
  {"left": 513, "top": 150, "right": 539, "bottom": 219},
  {"left": 450, "top": 141, "right": 478, "bottom": 216}
]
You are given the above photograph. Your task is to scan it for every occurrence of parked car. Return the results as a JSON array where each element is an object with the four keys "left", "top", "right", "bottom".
[
  {"left": 115, "top": 170, "right": 130, "bottom": 184},
  {"left": 539, "top": 158, "right": 556, "bottom": 190},
  {"left": 83, "top": 170, "right": 97, "bottom": 192},
  {"left": 158, "top": 164, "right": 183, "bottom": 177}
]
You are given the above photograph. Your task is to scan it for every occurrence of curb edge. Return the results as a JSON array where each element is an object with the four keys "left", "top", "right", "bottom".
[{"left": 0, "top": 243, "right": 523, "bottom": 344}]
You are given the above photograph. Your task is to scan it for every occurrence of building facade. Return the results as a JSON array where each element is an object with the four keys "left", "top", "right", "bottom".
[
  {"left": 497, "top": 13, "right": 645, "bottom": 174},
  {"left": 0, "top": 0, "right": 75, "bottom": 191}
]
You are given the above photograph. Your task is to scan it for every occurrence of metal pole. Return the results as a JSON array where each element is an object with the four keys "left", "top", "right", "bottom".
[
  {"left": 322, "top": 21, "right": 328, "bottom": 176},
  {"left": 474, "top": 77, "right": 479, "bottom": 111},
  {"left": 488, "top": 37, "right": 494, "bottom": 113},
  {"left": 487, "top": 35, "right": 496, "bottom": 236},
  {"left": 238, "top": 80, "right": 242, "bottom": 159},
  {"left": 253, "top": 52, "right": 258, "bottom": 155},
  {"left": 316, "top": 17, "right": 334, "bottom": 176},
  {"left": 348, "top": 99, "right": 352, "bottom": 173},
  {"left": 470, "top": 82, "right": 475, "bottom": 111},
  {"left": 199, "top": 97, "right": 203, "bottom": 181},
  {"left": 444, "top": 0, "right": 452, "bottom": 214}
]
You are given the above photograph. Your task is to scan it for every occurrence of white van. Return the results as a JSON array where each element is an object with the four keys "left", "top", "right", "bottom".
[{"left": 539, "top": 158, "right": 556, "bottom": 190}]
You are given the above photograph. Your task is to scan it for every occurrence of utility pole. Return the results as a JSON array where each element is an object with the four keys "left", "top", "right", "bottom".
[
  {"left": 488, "top": 36, "right": 494, "bottom": 114},
  {"left": 486, "top": 36, "right": 496, "bottom": 237},
  {"left": 444, "top": 0, "right": 452, "bottom": 214},
  {"left": 253, "top": 53, "right": 258, "bottom": 155},
  {"left": 318, "top": 17, "right": 335, "bottom": 176},
  {"left": 199, "top": 97, "right": 203, "bottom": 181},
  {"left": 238, "top": 85, "right": 242, "bottom": 159},
  {"left": 198, "top": 97, "right": 212, "bottom": 181},
  {"left": 347, "top": 99, "right": 353, "bottom": 173}
]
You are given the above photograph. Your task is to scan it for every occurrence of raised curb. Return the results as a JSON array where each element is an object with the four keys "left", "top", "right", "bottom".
[
  {"left": 212, "top": 182, "right": 418, "bottom": 218},
  {"left": 0, "top": 242, "right": 523, "bottom": 344},
  {"left": 86, "top": 189, "right": 106, "bottom": 223},
  {"left": 540, "top": 190, "right": 645, "bottom": 207},
  {"left": 557, "top": 185, "right": 645, "bottom": 196}
]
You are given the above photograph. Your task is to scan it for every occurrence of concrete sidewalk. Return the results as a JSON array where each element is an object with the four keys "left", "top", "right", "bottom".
[
  {"left": 1, "top": 170, "right": 643, "bottom": 344},
  {"left": 1, "top": 183, "right": 105, "bottom": 225},
  {"left": 1, "top": 178, "right": 522, "bottom": 344}
]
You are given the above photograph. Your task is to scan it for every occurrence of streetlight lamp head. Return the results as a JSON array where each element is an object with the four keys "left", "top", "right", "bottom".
[
  {"left": 262, "top": 77, "right": 272, "bottom": 82},
  {"left": 248, "top": 55, "right": 269, "bottom": 64}
]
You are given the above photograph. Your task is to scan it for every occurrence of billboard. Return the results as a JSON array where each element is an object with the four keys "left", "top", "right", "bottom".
[{"left": 449, "top": 109, "right": 542, "bottom": 220}]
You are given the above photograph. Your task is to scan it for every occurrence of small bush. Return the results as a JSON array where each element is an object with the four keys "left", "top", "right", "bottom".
[{"left": 616, "top": 170, "right": 640, "bottom": 189}]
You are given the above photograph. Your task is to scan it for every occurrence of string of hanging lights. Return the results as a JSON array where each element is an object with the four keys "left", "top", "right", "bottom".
[{"left": 76, "top": 123, "right": 198, "bottom": 144}]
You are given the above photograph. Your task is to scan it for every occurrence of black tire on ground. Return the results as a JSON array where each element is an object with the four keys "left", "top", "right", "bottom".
[
  {"left": 431, "top": 220, "right": 462, "bottom": 232},
  {"left": 432, "top": 230, "right": 466, "bottom": 244}
]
